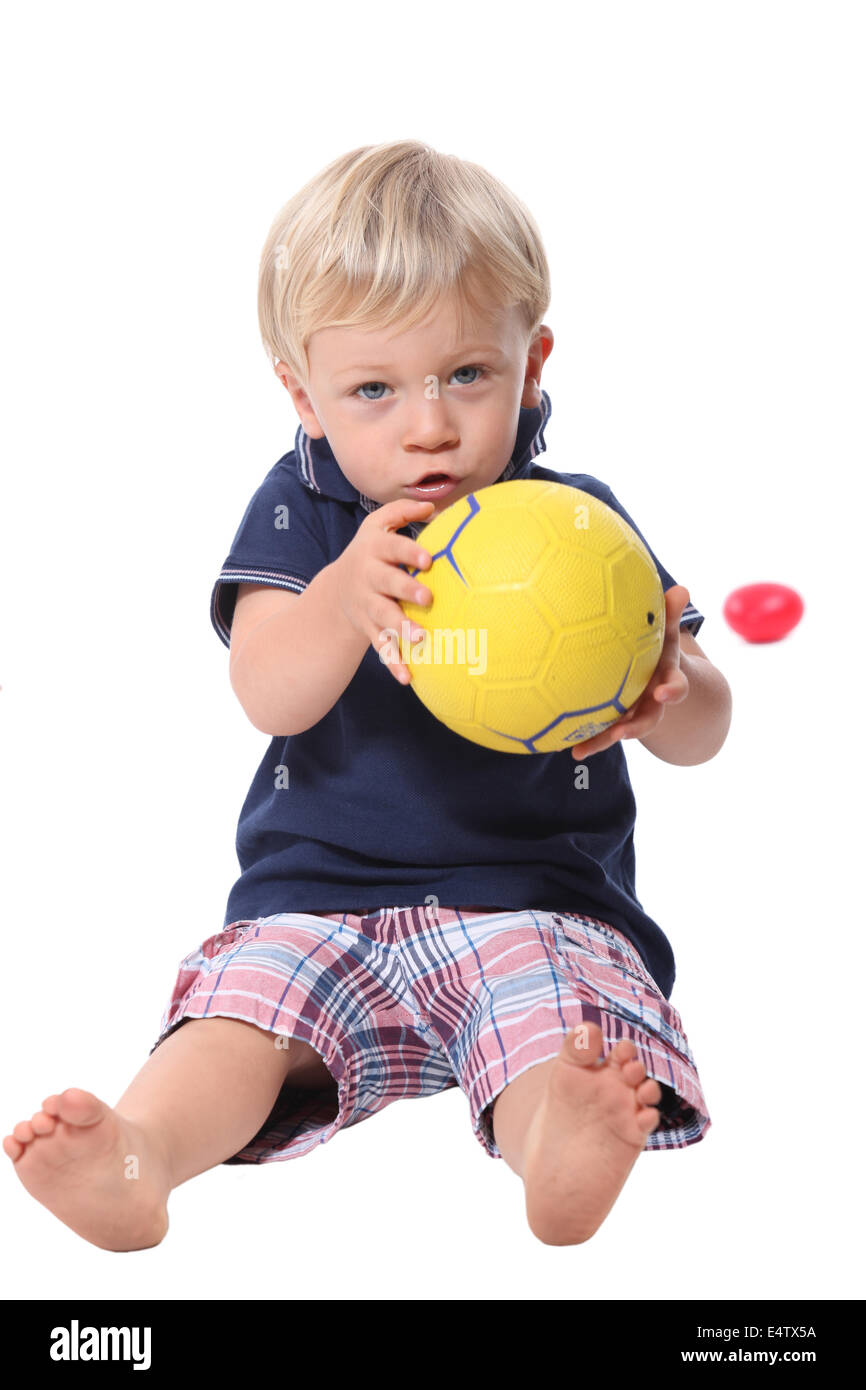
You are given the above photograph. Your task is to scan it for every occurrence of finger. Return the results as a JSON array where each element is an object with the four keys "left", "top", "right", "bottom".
[
  {"left": 383, "top": 653, "right": 412, "bottom": 684},
  {"left": 378, "top": 560, "right": 432, "bottom": 609},
  {"left": 390, "top": 534, "right": 433, "bottom": 571},
  {"left": 657, "top": 655, "right": 675, "bottom": 686},
  {"left": 378, "top": 600, "right": 430, "bottom": 658},
  {"left": 371, "top": 623, "right": 416, "bottom": 685},
  {"left": 667, "top": 584, "right": 691, "bottom": 612},
  {"left": 663, "top": 590, "right": 689, "bottom": 636},
  {"left": 574, "top": 732, "right": 615, "bottom": 758},
  {"left": 598, "top": 712, "right": 658, "bottom": 752},
  {"left": 656, "top": 667, "right": 689, "bottom": 701},
  {"left": 613, "top": 703, "right": 642, "bottom": 731},
  {"left": 620, "top": 715, "right": 658, "bottom": 740},
  {"left": 573, "top": 714, "right": 626, "bottom": 757},
  {"left": 376, "top": 498, "right": 437, "bottom": 532},
  {"left": 372, "top": 599, "right": 427, "bottom": 653}
]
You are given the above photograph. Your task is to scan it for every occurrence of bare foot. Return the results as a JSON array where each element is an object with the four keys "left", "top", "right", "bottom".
[
  {"left": 3, "top": 1089, "right": 171, "bottom": 1251},
  {"left": 522, "top": 1023, "right": 662, "bottom": 1245}
]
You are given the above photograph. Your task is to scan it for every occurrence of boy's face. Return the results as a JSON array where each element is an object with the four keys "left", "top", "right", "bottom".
[{"left": 275, "top": 292, "right": 554, "bottom": 518}]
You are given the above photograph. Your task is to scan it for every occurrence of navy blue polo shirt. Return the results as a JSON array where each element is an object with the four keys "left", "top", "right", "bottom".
[{"left": 210, "top": 389, "right": 704, "bottom": 998}]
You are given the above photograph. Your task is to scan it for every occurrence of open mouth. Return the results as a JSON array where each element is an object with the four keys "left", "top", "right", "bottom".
[{"left": 409, "top": 472, "right": 458, "bottom": 490}]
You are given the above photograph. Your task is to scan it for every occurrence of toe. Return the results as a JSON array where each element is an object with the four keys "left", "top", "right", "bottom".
[
  {"left": 41, "top": 1094, "right": 62, "bottom": 1115},
  {"left": 3, "top": 1134, "right": 24, "bottom": 1161},
  {"left": 622, "top": 1058, "right": 647, "bottom": 1088},
  {"left": 31, "top": 1110, "right": 57, "bottom": 1136},
  {"left": 636, "top": 1106, "right": 661, "bottom": 1134},
  {"left": 609, "top": 1038, "right": 637, "bottom": 1068},
  {"left": 56, "top": 1089, "right": 106, "bottom": 1126},
  {"left": 637, "top": 1078, "right": 662, "bottom": 1105},
  {"left": 564, "top": 1022, "right": 605, "bottom": 1068},
  {"left": 12, "top": 1120, "right": 35, "bottom": 1144}
]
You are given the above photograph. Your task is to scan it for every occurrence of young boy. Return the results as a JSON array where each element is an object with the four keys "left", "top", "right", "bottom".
[{"left": 4, "top": 141, "right": 731, "bottom": 1251}]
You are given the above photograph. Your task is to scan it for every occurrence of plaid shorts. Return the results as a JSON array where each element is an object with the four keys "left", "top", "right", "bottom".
[{"left": 150, "top": 904, "right": 711, "bottom": 1164}]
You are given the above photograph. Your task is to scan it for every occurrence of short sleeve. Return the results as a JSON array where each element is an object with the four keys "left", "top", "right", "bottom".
[
  {"left": 574, "top": 476, "right": 706, "bottom": 639},
  {"left": 210, "top": 457, "right": 330, "bottom": 649}
]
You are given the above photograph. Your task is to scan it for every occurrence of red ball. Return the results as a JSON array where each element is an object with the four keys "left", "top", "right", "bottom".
[{"left": 723, "top": 583, "right": 804, "bottom": 643}]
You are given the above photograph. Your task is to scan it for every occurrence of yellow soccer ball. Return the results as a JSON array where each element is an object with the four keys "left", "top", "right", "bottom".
[{"left": 398, "top": 478, "right": 665, "bottom": 754}]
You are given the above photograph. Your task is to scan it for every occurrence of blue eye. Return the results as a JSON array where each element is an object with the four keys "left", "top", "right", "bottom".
[{"left": 353, "top": 366, "right": 487, "bottom": 399}]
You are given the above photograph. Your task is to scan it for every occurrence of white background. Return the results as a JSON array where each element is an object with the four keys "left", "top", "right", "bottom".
[{"left": 1, "top": 0, "right": 863, "bottom": 1302}]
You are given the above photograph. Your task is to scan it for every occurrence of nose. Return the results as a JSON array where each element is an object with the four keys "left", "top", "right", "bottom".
[{"left": 401, "top": 394, "right": 459, "bottom": 453}]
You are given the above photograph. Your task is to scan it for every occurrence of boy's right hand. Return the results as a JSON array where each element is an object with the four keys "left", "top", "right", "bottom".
[{"left": 335, "top": 499, "right": 436, "bottom": 684}]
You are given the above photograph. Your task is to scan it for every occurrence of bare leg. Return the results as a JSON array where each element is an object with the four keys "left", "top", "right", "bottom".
[
  {"left": 115, "top": 1018, "right": 333, "bottom": 1186},
  {"left": 491, "top": 1022, "right": 662, "bottom": 1245},
  {"left": 3, "top": 1018, "right": 334, "bottom": 1252}
]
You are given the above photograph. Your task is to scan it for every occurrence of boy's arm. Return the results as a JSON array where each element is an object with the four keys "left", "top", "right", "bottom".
[
  {"left": 637, "top": 628, "right": 733, "bottom": 766},
  {"left": 229, "top": 560, "right": 369, "bottom": 736}
]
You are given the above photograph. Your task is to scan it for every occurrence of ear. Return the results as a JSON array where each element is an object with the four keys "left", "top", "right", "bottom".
[
  {"left": 520, "top": 325, "right": 554, "bottom": 408},
  {"left": 274, "top": 360, "right": 326, "bottom": 438}
]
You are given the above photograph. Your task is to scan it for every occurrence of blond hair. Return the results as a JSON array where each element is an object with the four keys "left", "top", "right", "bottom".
[{"left": 258, "top": 140, "right": 550, "bottom": 385}]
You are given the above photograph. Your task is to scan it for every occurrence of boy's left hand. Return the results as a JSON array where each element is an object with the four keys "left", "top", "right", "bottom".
[{"left": 570, "top": 586, "right": 692, "bottom": 760}]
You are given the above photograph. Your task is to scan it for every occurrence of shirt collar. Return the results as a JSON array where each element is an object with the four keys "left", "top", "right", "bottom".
[{"left": 292, "top": 388, "right": 553, "bottom": 511}]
